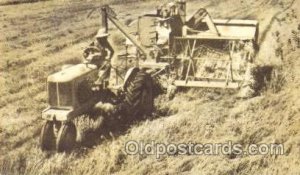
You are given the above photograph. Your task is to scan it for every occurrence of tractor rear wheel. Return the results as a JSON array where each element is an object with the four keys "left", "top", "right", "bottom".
[
  {"left": 56, "top": 122, "right": 77, "bottom": 152},
  {"left": 40, "top": 121, "right": 55, "bottom": 151},
  {"left": 122, "top": 70, "right": 154, "bottom": 119}
]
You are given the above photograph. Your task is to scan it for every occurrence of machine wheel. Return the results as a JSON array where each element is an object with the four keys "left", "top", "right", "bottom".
[
  {"left": 56, "top": 122, "right": 77, "bottom": 152},
  {"left": 40, "top": 121, "right": 55, "bottom": 151},
  {"left": 122, "top": 70, "right": 154, "bottom": 119}
]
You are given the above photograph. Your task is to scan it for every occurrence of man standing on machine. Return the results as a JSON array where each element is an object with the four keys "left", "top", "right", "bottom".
[{"left": 83, "top": 28, "right": 115, "bottom": 87}]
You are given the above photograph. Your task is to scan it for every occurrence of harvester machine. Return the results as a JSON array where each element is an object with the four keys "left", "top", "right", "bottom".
[
  {"left": 102, "top": 1, "right": 258, "bottom": 93},
  {"left": 40, "top": 0, "right": 259, "bottom": 152}
]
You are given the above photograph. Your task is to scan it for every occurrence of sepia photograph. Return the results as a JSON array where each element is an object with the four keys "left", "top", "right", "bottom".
[{"left": 0, "top": 0, "right": 299, "bottom": 174}]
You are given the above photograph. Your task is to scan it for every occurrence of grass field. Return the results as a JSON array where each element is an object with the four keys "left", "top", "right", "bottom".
[{"left": 0, "top": 0, "right": 299, "bottom": 174}]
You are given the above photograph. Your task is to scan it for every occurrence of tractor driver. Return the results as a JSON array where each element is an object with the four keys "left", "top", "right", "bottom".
[{"left": 83, "top": 28, "right": 115, "bottom": 86}]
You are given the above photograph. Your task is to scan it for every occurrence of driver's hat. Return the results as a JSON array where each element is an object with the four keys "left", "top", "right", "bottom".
[
  {"left": 168, "top": 2, "right": 176, "bottom": 7},
  {"left": 96, "top": 28, "right": 109, "bottom": 38}
]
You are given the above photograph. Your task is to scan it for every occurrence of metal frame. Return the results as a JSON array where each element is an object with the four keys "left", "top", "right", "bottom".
[{"left": 101, "top": 2, "right": 258, "bottom": 89}]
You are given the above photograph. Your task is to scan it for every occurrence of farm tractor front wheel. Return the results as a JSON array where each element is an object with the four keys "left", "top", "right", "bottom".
[
  {"left": 40, "top": 121, "right": 55, "bottom": 151},
  {"left": 40, "top": 121, "right": 77, "bottom": 152}
]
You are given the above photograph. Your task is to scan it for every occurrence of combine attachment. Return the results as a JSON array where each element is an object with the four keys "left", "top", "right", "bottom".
[
  {"left": 108, "top": 1, "right": 259, "bottom": 92},
  {"left": 171, "top": 8, "right": 258, "bottom": 89}
]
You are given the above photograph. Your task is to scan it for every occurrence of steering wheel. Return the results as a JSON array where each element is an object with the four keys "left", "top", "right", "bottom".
[{"left": 83, "top": 46, "right": 101, "bottom": 60}]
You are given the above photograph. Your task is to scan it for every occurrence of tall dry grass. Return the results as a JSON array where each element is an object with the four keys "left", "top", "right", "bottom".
[{"left": 0, "top": 0, "right": 300, "bottom": 174}]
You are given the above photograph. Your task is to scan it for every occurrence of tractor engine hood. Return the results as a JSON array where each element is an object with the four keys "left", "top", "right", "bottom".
[
  {"left": 45, "top": 63, "right": 100, "bottom": 121},
  {"left": 47, "top": 63, "right": 98, "bottom": 83}
]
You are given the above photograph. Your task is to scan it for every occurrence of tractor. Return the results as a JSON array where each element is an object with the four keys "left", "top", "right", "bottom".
[{"left": 40, "top": 0, "right": 259, "bottom": 152}]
